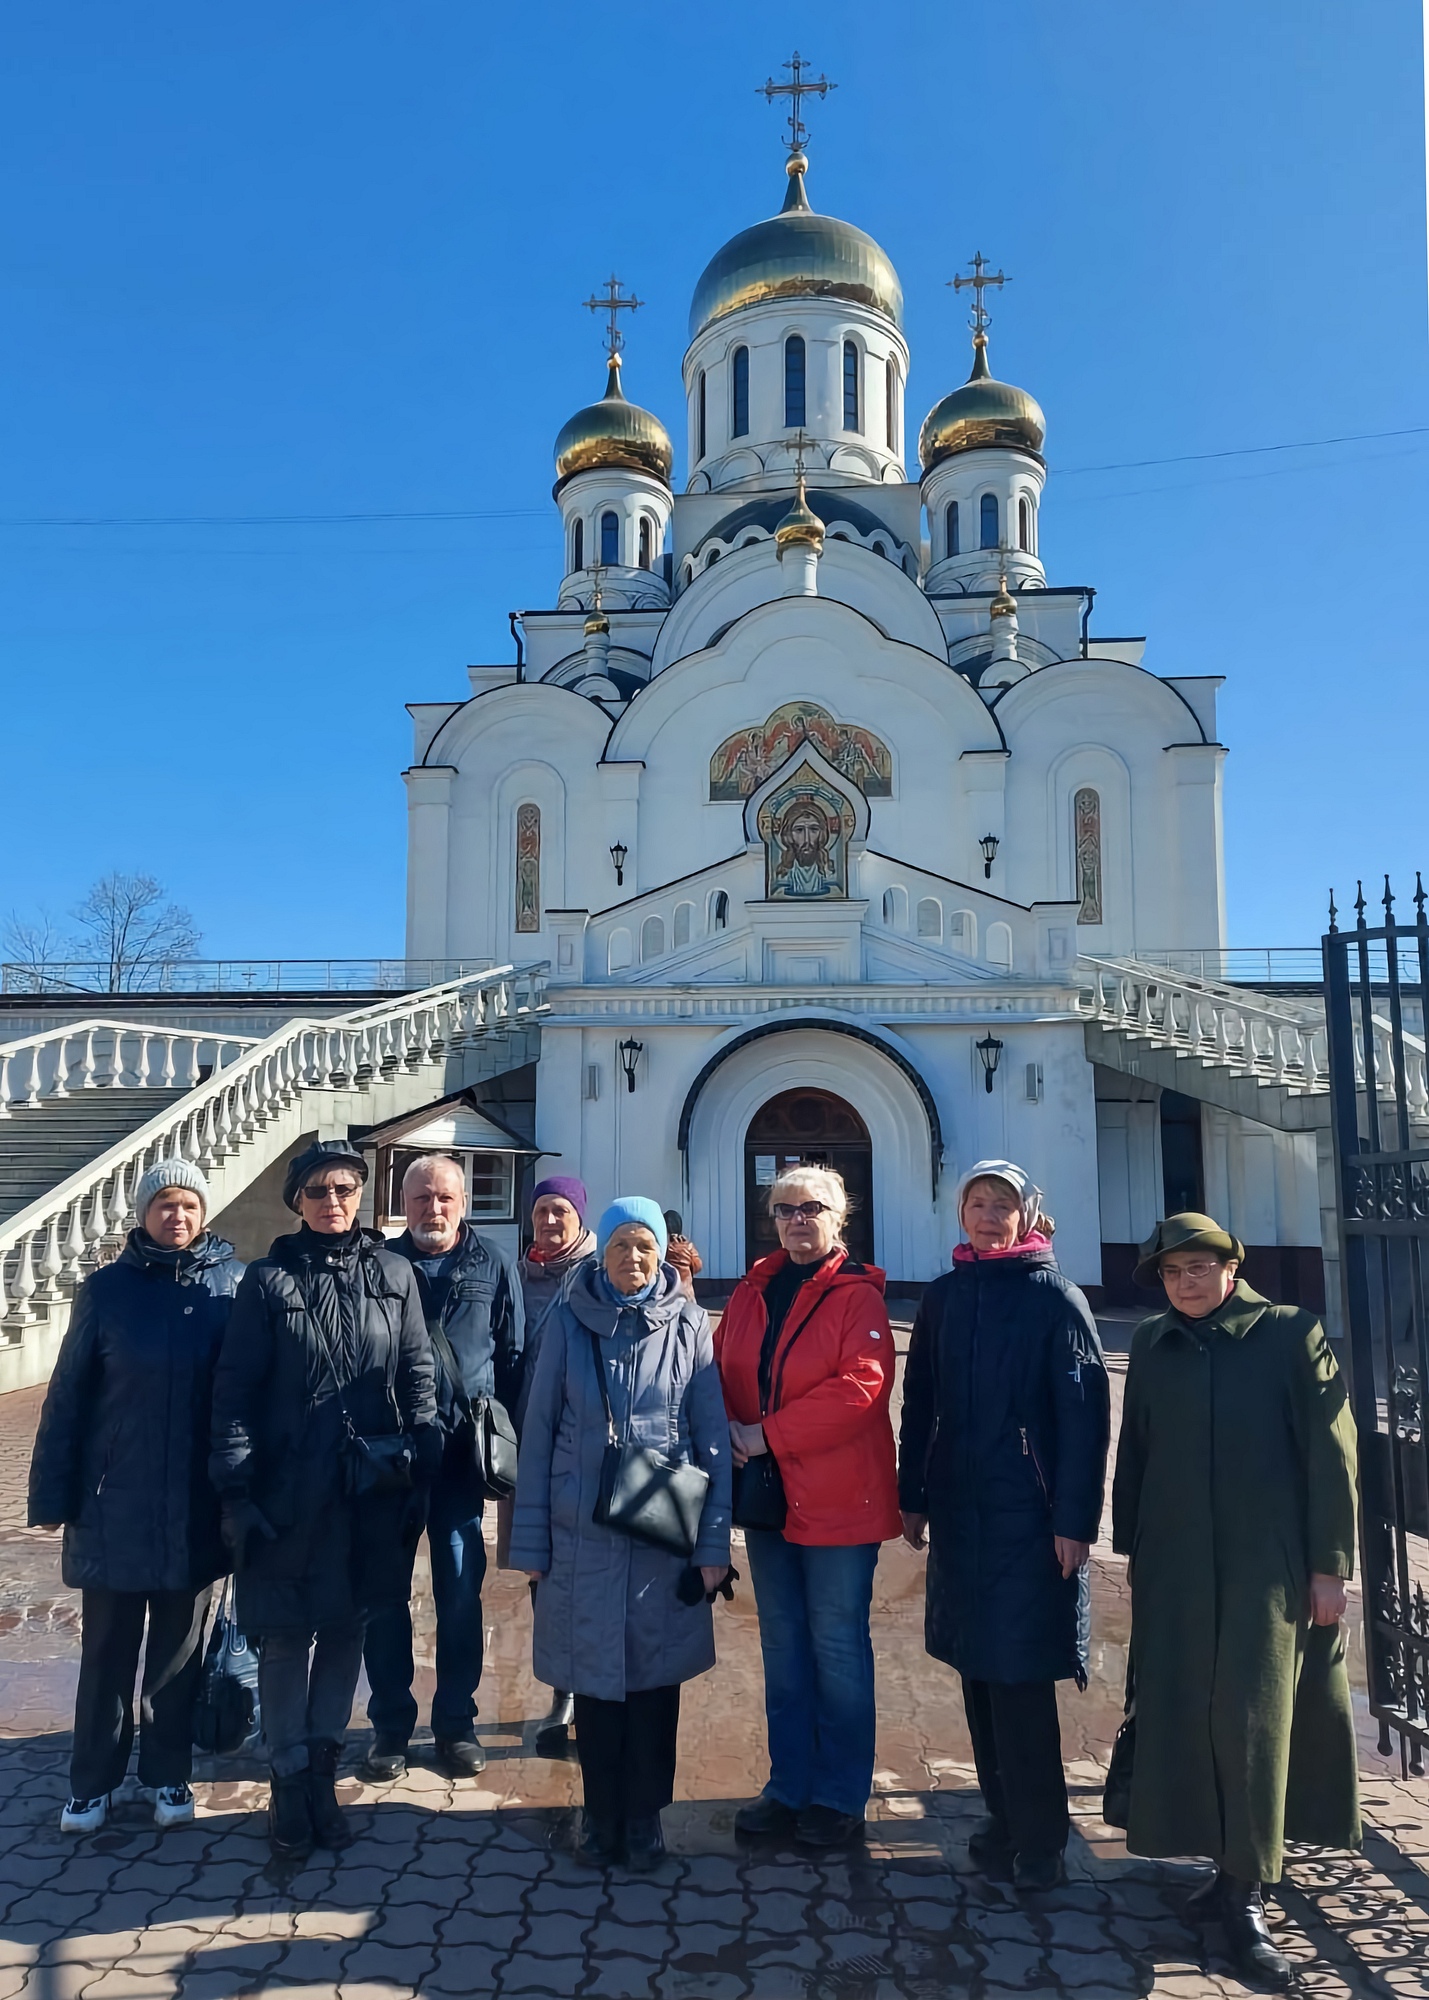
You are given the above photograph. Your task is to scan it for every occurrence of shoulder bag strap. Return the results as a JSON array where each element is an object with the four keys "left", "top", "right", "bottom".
[
  {"left": 427, "top": 1312, "right": 475, "bottom": 1424},
  {"left": 588, "top": 1330, "right": 619, "bottom": 1446},
  {"left": 293, "top": 1272, "right": 357, "bottom": 1436},
  {"left": 767, "top": 1282, "right": 837, "bottom": 1416}
]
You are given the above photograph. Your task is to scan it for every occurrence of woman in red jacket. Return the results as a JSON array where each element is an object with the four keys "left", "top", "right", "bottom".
[{"left": 715, "top": 1165, "right": 902, "bottom": 1850}]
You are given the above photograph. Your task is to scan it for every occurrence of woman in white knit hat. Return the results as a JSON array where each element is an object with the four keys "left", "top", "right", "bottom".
[{"left": 28, "top": 1157, "right": 244, "bottom": 1835}]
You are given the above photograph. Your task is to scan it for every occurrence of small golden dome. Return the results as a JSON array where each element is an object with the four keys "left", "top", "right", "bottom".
[
  {"left": 554, "top": 357, "right": 673, "bottom": 489},
  {"left": 688, "top": 159, "right": 903, "bottom": 340},
  {"left": 919, "top": 335, "right": 1045, "bottom": 474},
  {"left": 583, "top": 609, "right": 610, "bottom": 637},
  {"left": 774, "top": 473, "right": 826, "bottom": 553},
  {"left": 989, "top": 573, "right": 1017, "bottom": 619}
]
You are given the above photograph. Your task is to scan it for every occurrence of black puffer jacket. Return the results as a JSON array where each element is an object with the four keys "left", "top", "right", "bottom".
[
  {"left": 28, "top": 1230, "right": 243, "bottom": 1593},
  {"left": 899, "top": 1249, "right": 1109, "bottom": 1685},
  {"left": 210, "top": 1226, "right": 438, "bottom": 1636}
]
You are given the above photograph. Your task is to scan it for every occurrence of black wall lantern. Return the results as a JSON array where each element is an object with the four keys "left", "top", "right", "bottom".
[
  {"left": 976, "top": 1033, "right": 1004, "bottom": 1093},
  {"left": 979, "top": 833, "right": 1000, "bottom": 879},
  {"left": 618, "top": 1037, "right": 644, "bottom": 1093},
  {"left": 609, "top": 842, "right": 628, "bottom": 887}
]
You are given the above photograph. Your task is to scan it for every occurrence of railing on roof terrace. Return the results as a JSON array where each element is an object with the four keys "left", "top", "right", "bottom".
[
  {"left": 1127, "top": 947, "right": 1328, "bottom": 986},
  {"left": 0, "top": 959, "right": 495, "bottom": 996}
]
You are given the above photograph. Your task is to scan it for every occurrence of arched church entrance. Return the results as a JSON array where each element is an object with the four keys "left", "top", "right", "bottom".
[{"left": 743, "top": 1088, "right": 874, "bottom": 1268}]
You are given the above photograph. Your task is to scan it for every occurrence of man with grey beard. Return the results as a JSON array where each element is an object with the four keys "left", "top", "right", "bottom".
[{"left": 362, "top": 1153, "right": 524, "bottom": 1781}]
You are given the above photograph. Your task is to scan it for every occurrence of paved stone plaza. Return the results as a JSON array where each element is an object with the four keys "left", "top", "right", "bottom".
[{"left": 1, "top": 1354, "right": 1427, "bottom": 1999}]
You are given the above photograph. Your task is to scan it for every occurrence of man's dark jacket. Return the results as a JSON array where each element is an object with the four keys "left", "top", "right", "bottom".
[
  {"left": 209, "top": 1226, "right": 438, "bottom": 1635},
  {"left": 390, "top": 1225, "right": 524, "bottom": 1507},
  {"left": 28, "top": 1230, "right": 243, "bottom": 1594},
  {"left": 899, "top": 1249, "right": 1109, "bottom": 1685}
]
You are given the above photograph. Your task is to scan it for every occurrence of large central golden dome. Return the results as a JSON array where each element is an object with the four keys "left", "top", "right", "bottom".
[
  {"left": 553, "top": 356, "right": 673, "bottom": 490},
  {"left": 688, "top": 156, "right": 903, "bottom": 342}
]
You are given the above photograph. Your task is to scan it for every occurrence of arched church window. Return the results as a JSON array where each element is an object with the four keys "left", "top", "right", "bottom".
[
  {"left": 872, "top": 539, "right": 888, "bottom": 559},
  {"left": 697, "top": 370, "right": 707, "bottom": 461},
  {"left": 843, "top": 340, "right": 861, "bottom": 432},
  {"left": 712, "top": 890, "right": 729, "bottom": 931},
  {"left": 600, "top": 511, "right": 619, "bottom": 566},
  {"left": 946, "top": 501, "right": 960, "bottom": 557},
  {"left": 732, "top": 347, "right": 749, "bottom": 437},
  {"left": 882, "top": 889, "right": 896, "bottom": 925},
  {"left": 784, "top": 336, "right": 806, "bottom": 429},
  {"left": 1018, "top": 496, "right": 1031, "bottom": 552},
  {"left": 1074, "top": 787, "right": 1103, "bottom": 924},
  {"left": 917, "top": 897, "right": 943, "bottom": 939},
  {"left": 673, "top": 901, "right": 693, "bottom": 948},
  {"left": 641, "top": 915, "right": 665, "bottom": 963},
  {"left": 985, "top": 921, "right": 1013, "bottom": 969},
  {"left": 515, "top": 805, "right": 540, "bottom": 934},
  {"left": 572, "top": 519, "right": 584, "bottom": 571},
  {"left": 885, "top": 356, "right": 898, "bottom": 450},
  {"left": 980, "top": 492, "right": 999, "bottom": 550},
  {"left": 638, "top": 516, "right": 653, "bottom": 570}
]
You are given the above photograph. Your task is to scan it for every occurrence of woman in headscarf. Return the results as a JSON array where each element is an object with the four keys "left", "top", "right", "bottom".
[
  {"left": 510, "top": 1197, "right": 730, "bottom": 1872},
  {"left": 898, "top": 1160, "right": 1109, "bottom": 1892}
]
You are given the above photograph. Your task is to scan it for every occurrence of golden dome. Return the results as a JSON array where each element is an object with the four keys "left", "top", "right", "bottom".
[
  {"left": 918, "top": 334, "right": 1045, "bottom": 474},
  {"left": 554, "top": 356, "right": 673, "bottom": 489},
  {"left": 989, "top": 571, "right": 1017, "bottom": 619},
  {"left": 774, "top": 472, "right": 825, "bottom": 553},
  {"left": 688, "top": 155, "right": 903, "bottom": 340}
]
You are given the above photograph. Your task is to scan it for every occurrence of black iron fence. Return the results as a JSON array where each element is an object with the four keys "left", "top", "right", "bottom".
[{"left": 1324, "top": 877, "right": 1429, "bottom": 1773}]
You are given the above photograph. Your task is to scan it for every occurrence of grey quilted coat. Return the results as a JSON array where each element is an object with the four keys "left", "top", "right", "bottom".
[{"left": 509, "top": 1262, "right": 731, "bottom": 1702}]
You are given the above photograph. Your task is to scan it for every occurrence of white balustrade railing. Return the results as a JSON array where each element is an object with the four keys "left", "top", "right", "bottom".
[
  {"left": 0, "top": 966, "right": 547, "bottom": 1333},
  {"left": 0, "top": 1021, "right": 257, "bottom": 1116},
  {"left": 1076, "top": 956, "right": 1429, "bottom": 1116}
]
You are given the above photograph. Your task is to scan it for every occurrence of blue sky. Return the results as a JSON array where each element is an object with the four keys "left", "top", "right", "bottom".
[{"left": 1, "top": 0, "right": 1424, "bottom": 962}]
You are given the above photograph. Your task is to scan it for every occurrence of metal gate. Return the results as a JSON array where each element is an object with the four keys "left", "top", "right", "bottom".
[{"left": 1323, "top": 877, "right": 1429, "bottom": 1772}]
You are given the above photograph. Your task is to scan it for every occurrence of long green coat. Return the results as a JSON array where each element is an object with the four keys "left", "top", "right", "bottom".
[{"left": 1111, "top": 1281, "right": 1360, "bottom": 1882}]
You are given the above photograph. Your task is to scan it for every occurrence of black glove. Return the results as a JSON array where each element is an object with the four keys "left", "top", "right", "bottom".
[
  {"left": 220, "top": 1498, "right": 276, "bottom": 1569},
  {"left": 412, "top": 1424, "right": 444, "bottom": 1485}
]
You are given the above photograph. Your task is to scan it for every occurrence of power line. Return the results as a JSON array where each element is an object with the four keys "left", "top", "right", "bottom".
[{"left": 1056, "top": 423, "right": 1429, "bottom": 476}]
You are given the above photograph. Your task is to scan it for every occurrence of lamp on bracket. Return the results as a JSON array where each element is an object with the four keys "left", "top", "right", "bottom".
[
  {"left": 618, "top": 1037, "right": 644, "bottom": 1093},
  {"left": 979, "top": 833, "right": 1000, "bottom": 880},
  {"left": 975, "top": 1033, "right": 1004, "bottom": 1094},
  {"left": 609, "top": 842, "right": 628, "bottom": 887}
]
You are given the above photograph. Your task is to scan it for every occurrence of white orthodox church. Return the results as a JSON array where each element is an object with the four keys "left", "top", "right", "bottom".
[{"left": 401, "top": 94, "right": 1322, "bottom": 1300}]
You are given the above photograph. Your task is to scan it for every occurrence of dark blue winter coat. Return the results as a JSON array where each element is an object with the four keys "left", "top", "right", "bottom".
[
  {"left": 28, "top": 1230, "right": 244, "bottom": 1593},
  {"left": 898, "top": 1249, "right": 1109, "bottom": 1685}
]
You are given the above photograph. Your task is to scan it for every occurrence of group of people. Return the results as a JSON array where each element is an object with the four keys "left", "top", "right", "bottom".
[{"left": 27, "top": 1135, "right": 1360, "bottom": 1991}]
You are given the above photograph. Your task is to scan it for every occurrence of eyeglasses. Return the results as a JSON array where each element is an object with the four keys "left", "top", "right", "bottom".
[
  {"left": 301, "top": 1182, "right": 362, "bottom": 1203},
  {"left": 772, "top": 1201, "right": 832, "bottom": 1222},
  {"left": 1161, "top": 1259, "right": 1226, "bottom": 1282}
]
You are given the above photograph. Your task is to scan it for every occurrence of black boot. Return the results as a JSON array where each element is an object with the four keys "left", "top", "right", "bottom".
[
  {"left": 967, "top": 1813, "right": 1014, "bottom": 1878},
  {"left": 1218, "top": 1876, "right": 1293, "bottom": 1990},
  {"left": 536, "top": 1689, "right": 575, "bottom": 1757},
  {"left": 307, "top": 1740, "right": 354, "bottom": 1851},
  {"left": 624, "top": 1813, "right": 667, "bottom": 1872},
  {"left": 573, "top": 1809, "right": 621, "bottom": 1868},
  {"left": 267, "top": 1770, "right": 313, "bottom": 1861}
]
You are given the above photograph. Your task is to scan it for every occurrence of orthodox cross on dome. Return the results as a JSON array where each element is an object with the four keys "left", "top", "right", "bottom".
[
  {"left": 583, "top": 274, "right": 643, "bottom": 360},
  {"left": 758, "top": 51, "right": 836, "bottom": 156},
  {"left": 790, "top": 428, "right": 812, "bottom": 483},
  {"left": 950, "top": 251, "right": 1008, "bottom": 342}
]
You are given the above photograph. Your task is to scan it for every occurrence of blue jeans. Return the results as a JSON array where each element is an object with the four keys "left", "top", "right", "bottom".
[
  {"left": 744, "top": 1531, "right": 880, "bottom": 1819},
  {"left": 364, "top": 1484, "right": 486, "bottom": 1743}
]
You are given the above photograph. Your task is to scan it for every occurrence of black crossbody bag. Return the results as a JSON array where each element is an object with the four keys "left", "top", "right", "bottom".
[
  {"left": 589, "top": 1330, "right": 710, "bottom": 1558},
  {"left": 300, "top": 1284, "right": 415, "bottom": 1499},
  {"left": 731, "top": 1286, "right": 830, "bottom": 1533},
  {"left": 425, "top": 1313, "right": 519, "bottom": 1499}
]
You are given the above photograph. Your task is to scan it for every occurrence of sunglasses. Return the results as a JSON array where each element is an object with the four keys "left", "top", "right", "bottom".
[
  {"left": 301, "top": 1182, "right": 362, "bottom": 1202},
  {"left": 772, "top": 1201, "right": 832, "bottom": 1222}
]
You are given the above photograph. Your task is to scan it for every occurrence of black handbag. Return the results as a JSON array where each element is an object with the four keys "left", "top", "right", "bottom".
[
  {"left": 1102, "top": 1708, "right": 1136, "bottom": 1829},
  {"left": 588, "top": 1330, "right": 710, "bottom": 1558},
  {"left": 426, "top": 1314, "right": 519, "bottom": 1498},
  {"left": 300, "top": 1291, "right": 415, "bottom": 1500},
  {"left": 730, "top": 1282, "right": 832, "bottom": 1533},
  {"left": 192, "top": 1579, "right": 260, "bottom": 1755}
]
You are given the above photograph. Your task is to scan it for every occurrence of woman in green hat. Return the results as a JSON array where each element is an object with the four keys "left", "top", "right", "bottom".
[{"left": 1111, "top": 1212, "right": 1359, "bottom": 1990}]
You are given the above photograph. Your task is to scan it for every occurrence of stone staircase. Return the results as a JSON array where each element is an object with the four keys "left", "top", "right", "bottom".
[
  {"left": 0, "top": 1091, "right": 186, "bottom": 1224},
  {"left": 0, "top": 967, "right": 547, "bottom": 1392}
]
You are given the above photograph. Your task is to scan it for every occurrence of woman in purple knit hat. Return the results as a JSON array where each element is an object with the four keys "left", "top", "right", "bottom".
[{"left": 518, "top": 1176, "right": 597, "bottom": 1750}]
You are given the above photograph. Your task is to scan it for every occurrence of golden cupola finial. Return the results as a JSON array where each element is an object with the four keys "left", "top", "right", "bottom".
[
  {"left": 989, "top": 561, "right": 1017, "bottom": 619},
  {"left": 583, "top": 566, "right": 610, "bottom": 638},
  {"left": 553, "top": 276, "right": 673, "bottom": 490},
  {"left": 918, "top": 253, "right": 1045, "bottom": 475},
  {"left": 774, "top": 435, "right": 825, "bottom": 553}
]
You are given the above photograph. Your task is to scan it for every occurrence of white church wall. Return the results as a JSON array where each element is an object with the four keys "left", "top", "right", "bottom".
[
  {"left": 1202, "top": 1108, "right": 1322, "bottom": 1249},
  {"left": 1094, "top": 1095, "right": 1163, "bottom": 1246}
]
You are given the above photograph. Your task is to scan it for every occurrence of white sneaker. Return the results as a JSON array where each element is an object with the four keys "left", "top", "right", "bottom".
[
  {"left": 60, "top": 1795, "right": 109, "bottom": 1833},
  {"left": 152, "top": 1784, "right": 195, "bottom": 1827}
]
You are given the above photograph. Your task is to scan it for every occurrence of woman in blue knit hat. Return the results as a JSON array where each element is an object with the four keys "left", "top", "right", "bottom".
[{"left": 510, "top": 1196, "right": 731, "bottom": 1872}]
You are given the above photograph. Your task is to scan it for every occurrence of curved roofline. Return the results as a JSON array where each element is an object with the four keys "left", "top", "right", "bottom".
[
  {"left": 422, "top": 678, "right": 615, "bottom": 768},
  {"left": 988, "top": 656, "right": 1210, "bottom": 743}
]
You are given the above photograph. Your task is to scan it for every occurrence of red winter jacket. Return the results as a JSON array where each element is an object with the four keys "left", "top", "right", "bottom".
[{"left": 715, "top": 1249, "right": 903, "bottom": 1547}]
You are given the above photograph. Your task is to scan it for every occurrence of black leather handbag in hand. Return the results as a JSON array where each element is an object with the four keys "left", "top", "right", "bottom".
[
  {"left": 588, "top": 1331, "right": 710, "bottom": 1558},
  {"left": 426, "top": 1314, "right": 519, "bottom": 1499},
  {"left": 731, "top": 1286, "right": 830, "bottom": 1532}
]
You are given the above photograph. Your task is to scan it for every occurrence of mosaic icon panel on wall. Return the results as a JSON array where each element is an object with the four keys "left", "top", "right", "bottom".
[
  {"left": 710, "top": 701, "right": 892, "bottom": 801},
  {"left": 757, "top": 762, "right": 859, "bottom": 899}
]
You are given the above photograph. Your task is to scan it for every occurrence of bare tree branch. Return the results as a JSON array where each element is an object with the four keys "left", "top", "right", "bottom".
[
  {"left": 2, "top": 910, "right": 68, "bottom": 990},
  {"left": 69, "top": 872, "right": 202, "bottom": 992}
]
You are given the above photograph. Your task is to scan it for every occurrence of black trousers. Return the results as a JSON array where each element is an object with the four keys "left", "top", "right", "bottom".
[
  {"left": 961, "top": 1675, "right": 1070, "bottom": 1858},
  {"left": 574, "top": 1685, "right": 681, "bottom": 1822},
  {"left": 71, "top": 1586, "right": 214, "bottom": 1800}
]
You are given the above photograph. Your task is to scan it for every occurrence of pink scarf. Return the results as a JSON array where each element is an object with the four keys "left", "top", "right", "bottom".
[{"left": 952, "top": 1230, "right": 1054, "bottom": 1264}]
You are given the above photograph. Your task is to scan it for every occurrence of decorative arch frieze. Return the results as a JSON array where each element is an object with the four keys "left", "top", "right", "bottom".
[{"left": 710, "top": 700, "right": 893, "bottom": 802}]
